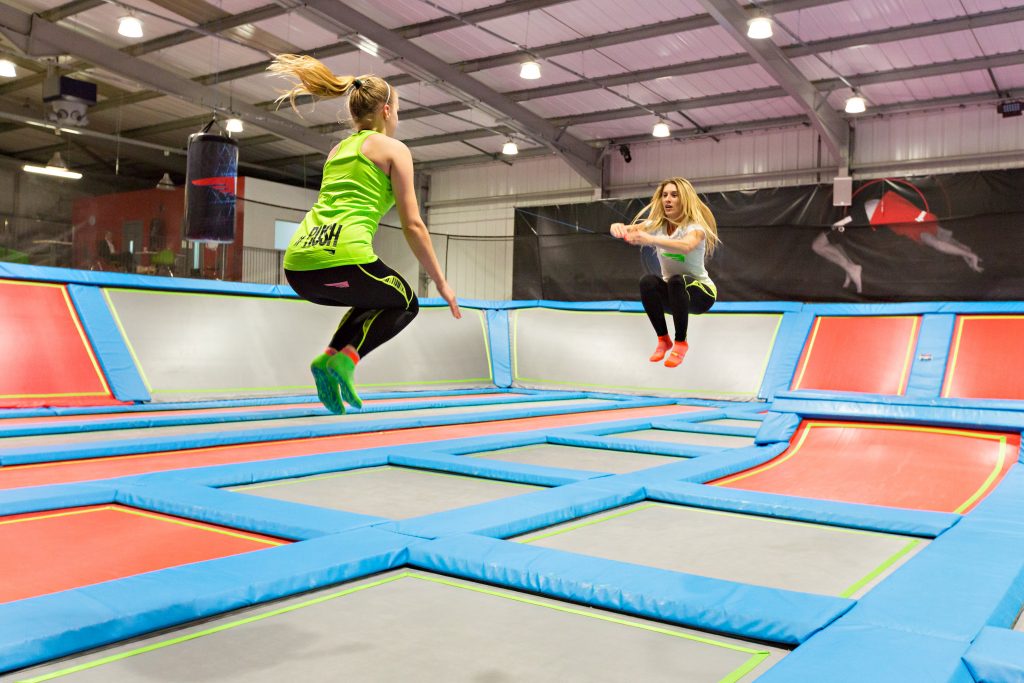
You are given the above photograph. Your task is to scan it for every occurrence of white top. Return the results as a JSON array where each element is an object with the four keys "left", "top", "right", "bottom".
[{"left": 649, "top": 222, "right": 715, "bottom": 289}]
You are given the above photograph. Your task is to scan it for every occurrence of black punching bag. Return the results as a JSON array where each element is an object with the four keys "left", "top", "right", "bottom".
[{"left": 184, "top": 128, "right": 238, "bottom": 243}]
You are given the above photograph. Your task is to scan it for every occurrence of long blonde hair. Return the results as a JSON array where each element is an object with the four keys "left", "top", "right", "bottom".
[
  {"left": 632, "top": 177, "right": 720, "bottom": 257},
  {"left": 267, "top": 54, "right": 392, "bottom": 130}
]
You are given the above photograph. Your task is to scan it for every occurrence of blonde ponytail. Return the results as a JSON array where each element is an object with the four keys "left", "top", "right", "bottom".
[{"left": 268, "top": 54, "right": 393, "bottom": 129}]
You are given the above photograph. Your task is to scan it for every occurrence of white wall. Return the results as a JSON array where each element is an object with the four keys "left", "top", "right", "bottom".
[
  {"left": 425, "top": 104, "right": 1024, "bottom": 300},
  {"left": 240, "top": 176, "right": 419, "bottom": 290}
]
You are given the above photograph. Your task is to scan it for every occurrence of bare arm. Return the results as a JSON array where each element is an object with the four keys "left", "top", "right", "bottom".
[
  {"left": 388, "top": 139, "right": 461, "bottom": 319},
  {"left": 626, "top": 227, "right": 704, "bottom": 254}
]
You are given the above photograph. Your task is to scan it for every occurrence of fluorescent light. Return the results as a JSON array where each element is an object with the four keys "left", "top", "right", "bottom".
[
  {"left": 652, "top": 120, "right": 670, "bottom": 138},
  {"left": 519, "top": 60, "right": 541, "bottom": 80},
  {"left": 23, "top": 151, "right": 82, "bottom": 180},
  {"left": 502, "top": 140, "right": 519, "bottom": 155},
  {"left": 845, "top": 94, "right": 866, "bottom": 114},
  {"left": 747, "top": 16, "right": 773, "bottom": 39},
  {"left": 0, "top": 60, "right": 16, "bottom": 78},
  {"left": 355, "top": 38, "right": 379, "bottom": 57},
  {"left": 225, "top": 118, "right": 244, "bottom": 133},
  {"left": 118, "top": 15, "right": 143, "bottom": 38}
]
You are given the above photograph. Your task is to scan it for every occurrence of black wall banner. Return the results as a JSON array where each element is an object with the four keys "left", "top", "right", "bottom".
[{"left": 512, "top": 169, "right": 1024, "bottom": 302}]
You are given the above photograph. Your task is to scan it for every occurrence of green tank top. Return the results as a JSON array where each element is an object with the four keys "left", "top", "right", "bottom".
[{"left": 284, "top": 129, "right": 395, "bottom": 270}]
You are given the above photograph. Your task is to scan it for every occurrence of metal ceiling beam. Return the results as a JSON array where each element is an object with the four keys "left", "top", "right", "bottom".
[
  {"left": 696, "top": 0, "right": 849, "bottom": 166},
  {"left": 298, "top": 0, "right": 603, "bottom": 187},
  {"left": 411, "top": 88, "right": 1024, "bottom": 172},
  {"left": 0, "top": 5, "right": 335, "bottom": 152}
]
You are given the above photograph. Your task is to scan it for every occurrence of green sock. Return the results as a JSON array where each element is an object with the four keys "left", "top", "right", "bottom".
[
  {"left": 328, "top": 352, "right": 363, "bottom": 409},
  {"left": 310, "top": 353, "right": 345, "bottom": 415}
]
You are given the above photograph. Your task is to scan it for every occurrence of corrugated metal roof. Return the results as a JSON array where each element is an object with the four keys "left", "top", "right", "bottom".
[{"left": 0, "top": 0, "right": 1018, "bottom": 179}]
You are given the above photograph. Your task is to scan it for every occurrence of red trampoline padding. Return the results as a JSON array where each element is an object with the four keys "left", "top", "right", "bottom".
[
  {"left": 943, "top": 316, "right": 1024, "bottom": 400},
  {"left": 712, "top": 420, "right": 1017, "bottom": 513},
  {"left": 0, "top": 404, "right": 699, "bottom": 491},
  {"left": 0, "top": 505, "right": 285, "bottom": 604},
  {"left": 791, "top": 316, "right": 919, "bottom": 395},
  {"left": 0, "top": 279, "right": 120, "bottom": 408}
]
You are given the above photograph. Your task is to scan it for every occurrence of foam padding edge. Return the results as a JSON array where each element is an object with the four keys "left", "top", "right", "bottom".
[
  {"left": 0, "top": 527, "right": 415, "bottom": 673},
  {"left": 408, "top": 533, "right": 853, "bottom": 645}
]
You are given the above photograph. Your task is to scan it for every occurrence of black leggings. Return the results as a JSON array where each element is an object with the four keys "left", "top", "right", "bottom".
[
  {"left": 639, "top": 274, "right": 715, "bottom": 342},
  {"left": 285, "top": 259, "right": 418, "bottom": 358}
]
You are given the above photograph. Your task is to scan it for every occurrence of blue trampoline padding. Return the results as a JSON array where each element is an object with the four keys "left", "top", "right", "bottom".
[
  {"left": 753, "top": 624, "right": 975, "bottom": 683},
  {"left": 123, "top": 448, "right": 392, "bottom": 489},
  {"left": 759, "top": 310, "right": 815, "bottom": 400},
  {"left": 770, "top": 396, "right": 1024, "bottom": 432},
  {"left": 408, "top": 534, "right": 852, "bottom": 645},
  {"left": 0, "top": 262, "right": 301, "bottom": 297},
  {"left": 486, "top": 309, "right": 512, "bottom": 388},
  {"left": 113, "top": 481, "right": 386, "bottom": 540},
  {"left": 644, "top": 482, "right": 959, "bottom": 537},
  {"left": 962, "top": 627, "right": 1024, "bottom": 683},
  {"left": 619, "top": 442, "right": 790, "bottom": 487},
  {"left": 387, "top": 450, "right": 605, "bottom": 487},
  {"left": 0, "top": 483, "right": 117, "bottom": 517},
  {"left": 967, "top": 467, "right": 1024, "bottom": 532},
  {"left": 906, "top": 313, "right": 956, "bottom": 399},
  {"left": 67, "top": 284, "right": 150, "bottom": 403},
  {"left": 647, "top": 419, "right": 759, "bottom": 438},
  {"left": 0, "top": 396, "right": 570, "bottom": 436},
  {"left": 755, "top": 412, "right": 801, "bottom": 444},
  {"left": 775, "top": 389, "right": 1024, "bottom": 414},
  {"left": 0, "top": 527, "right": 416, "bottom": 673},
  {"left": 546, "top": 434, "right": 722, "bottom": 458},
  {"left": 803, "top": 301, "right": 1024, "bottom": 315},
  {"left": 385, "top": 478, "right": 645, "bottom": 540},
  {"left": 0, "top": 397, "right": 669, "bottom": 466},
  {"left": 840, "top": 521, "right": 1024, "bottom": 642},
  {"left": 0, "top": 388, "right": 513, "bottom": 420}
]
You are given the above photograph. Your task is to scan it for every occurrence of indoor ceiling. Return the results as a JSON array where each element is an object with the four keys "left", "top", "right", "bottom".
[{"left": 0, "top": 0, "right": 1020, "bottom": 188}]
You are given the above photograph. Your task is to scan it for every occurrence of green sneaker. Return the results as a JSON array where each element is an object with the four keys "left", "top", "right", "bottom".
[
  {"left": 310, "top": 353, "right": 345, "bottom": 415},
  {"left": 328, "top": 352, "right": 363, "bottom": 409}
]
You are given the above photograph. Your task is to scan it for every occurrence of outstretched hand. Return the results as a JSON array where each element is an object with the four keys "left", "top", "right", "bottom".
[
  {"left": 624, "top": 230, "right": 652, "bottom": 246},
  {"left": 438, "top": 282, "right": 462, "bottom": 319},
  {"left": 610, "top": 222, "right": 628, "bottom": 239}
]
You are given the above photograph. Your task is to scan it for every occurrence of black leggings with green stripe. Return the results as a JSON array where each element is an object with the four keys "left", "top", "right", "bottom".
[
  {"left": 639, "top": 273, "right": 715, "bottom": 342},
  {"left": 285, "top": 259, "right": 418, "bottom": 358}
]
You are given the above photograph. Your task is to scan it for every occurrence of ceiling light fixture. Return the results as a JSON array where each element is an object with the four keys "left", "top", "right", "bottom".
[
  {"left": 844, "top": 94, "right": 867, "bottom": 114},
  {"left": 225, "top": 117, "right": 244, "bottom": 133},
  {"left": 652, "top": 120, "right": 671, "bottom": 138},
  {"left": 747, "top": 16, "right": 773, "bottom": 39},
  {"left": 156, "top": 172, "right": 175, "bottom": 190},
  {"left": 502, "top": 139, "right": 519, "bottom": 155},
  {"left": 118, "top": 15, "right": 143, "bottom": 38},
  {"left": 519, "top": 60, "right": 541, "bottom": 80},
  {"left": 0, "top": 59, "right": 16, "bottom": 78},
  {"left": 23, "top": 151, "right": 82, "bottom": 180}
]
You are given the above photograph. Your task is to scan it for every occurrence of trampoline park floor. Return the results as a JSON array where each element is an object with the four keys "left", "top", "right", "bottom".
[
  {"left": 6, "top": 570, "right": 787, "bottom": 683},
  {"left": 466, "top": 442, "right": 686, "bottom": 473},
  {"left": 513, "top": 502, "right": 925, "bottom": 599},
  {"left": 0, "top": 400, "right": 698, "bottom": 491},
  {"left": 228, "top": 465, "right": 542, "bottom": 519}
]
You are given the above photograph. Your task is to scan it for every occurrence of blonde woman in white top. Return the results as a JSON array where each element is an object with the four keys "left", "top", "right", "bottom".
[{"left": 611, "top": 177, "right": 720, "bottom": 368}]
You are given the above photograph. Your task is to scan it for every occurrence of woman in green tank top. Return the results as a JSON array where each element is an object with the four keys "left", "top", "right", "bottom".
[{"left": 269, "top": 55, "right": 460, "bottom": 415}]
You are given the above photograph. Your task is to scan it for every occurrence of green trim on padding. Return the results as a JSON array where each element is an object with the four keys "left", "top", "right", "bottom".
[
  {"left": 838, "top": 539, "right": 921, "bottom": 598},
  {"left": 17, "top": 571, "right": 772, "bottom": 682},
  {"left": 102, "top": 289, "right": 153, "bottom": 392}
]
